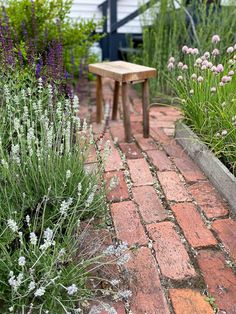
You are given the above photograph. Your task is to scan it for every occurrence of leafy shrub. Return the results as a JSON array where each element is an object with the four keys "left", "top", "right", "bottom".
[{"left": 169, "top": 36, "right": 236, "bottom": 174}]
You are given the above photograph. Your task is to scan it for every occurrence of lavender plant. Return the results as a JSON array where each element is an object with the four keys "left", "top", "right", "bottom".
[{"left": 168, "top": 36, "right": 236, "bottom": 174}]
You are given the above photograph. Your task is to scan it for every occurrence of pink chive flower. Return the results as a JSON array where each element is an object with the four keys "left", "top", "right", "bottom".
[
  {"left": 191, "top": 73, "right": 197, "bottom": 80},
  {"left": 195, "top": 58, "right": 202, "bottom": 65},
  {"left": 197, "top": 76, "right": 203, "bottom": 82},
  {"left": 221, "top": 76, "right": 232, "bottom": 83},
  {"left": 228, "top": 70, "right": 234, "bottom": 76},
  {"left": 210, "top": 87, "right": 216, "bottom": 92},
  {"left": 177, "top": 75, "right": 183, "bottom": 81},
  {"left": 211, "top": 66, "right": 217, "bottom": 72},
  {"left": 227, "top": 47, "right": 234, "bottom": 53},
  {"left": 190, "top": 89, "right": 194, "bottom": 94},
  {"left": 187, "top": 47, "right": 193, "bottom": 54},
  {"left": 167, "top": 62, "right": 174, "bottom": 70},
  {"left": 234, "top": 44, "right": 236, "bottom": 50},
  {"left": 182, "top": 45, "right": 188, "bottom": 53},
  {"left": 178, "top": 62, "right": 184, "bottom": 68},
  {"left": 212, "top": 35, "right": 220, "bottom": 44},
  {"left": 219, "top": 82, "right": 225, "bottom": 86},
  {"left": 212, "top": 48, "right": 220, "bottom": 56},
  {"left": 202, "top": 60, "right": 208, "bottom": 66},
  {"left": 204, "top": 52, "right": 210, "bottom": 59},
  {"left": 216, "top": 64, "right": 224, "bottom": 72},
  {"left": 192, "top": 48, "right": 199, "bottom": 55},
  {"left": 169, "top": 57, "right": 175, "bottom": 63},
  {"left": 201, "top": 65, "right": 207, "bottom": 70},
  {"left": 182, "top": 64, "right": 188, "bottom": 70},
  {"left": 207, "top": 62, "right": 213, "bottom": 68}
]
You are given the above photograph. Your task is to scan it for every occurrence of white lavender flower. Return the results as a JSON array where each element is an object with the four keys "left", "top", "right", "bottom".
[
  {"left": 18, "top": 256, "right": 26, "bottom": 266},
  {"left": 117, "top": 290, "right": 132, "bottom": 299},
  {"left": 28, "top": 281, "right": 36, "bottom": 291},
  {"left": 66, "top": 170, "right": 72, "bottom": 180},
  {"left": 7, "top": 219, "right": 19, "bottom": 232},
  {"left": 34, "top": 287, "right": 45, "bottom": 297},
  {"left": 59, "top": 198, "right": 73, "bottom": 215},
  {"left": 67, "top": 284, "right": 78, "bottom": 295},
  {"left": 30, "top": 232, "right": 37, "bottom": 245}
]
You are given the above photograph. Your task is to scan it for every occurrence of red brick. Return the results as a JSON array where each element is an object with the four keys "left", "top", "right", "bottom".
[
  {"left": 132, "top": 98, "right": 143, "bottom": 114},
  {"left": 173, "top": 154, "right": 206, "bottom": 183},
  {"left": 163, "top": 128, "right": 175, "bottom": 136},
  {"left": 132, "top": 186, "right": 168, "bottom": 223},
  {"left": 146, "top": 149, "right": 173, "bottom": 171},
  {"left": 151, "top": 127, "right": 171, "bottom": 144},
  {"left": 147, "top": 221, "right": 196, "bottom": 280},
  {"left": 127, "top": 158, "right": 153, "bottom": 186},
  {"left": 131, "top": 121, "right": 143, "bottom": 134},
  {"left": 126, "top": 247, "right": 170, "bottom": 314},
  {"left": 197, "top": 250, "right": 236, "bottom": 313},
  {"left": 134, "top": 133, "right": 157, "bottom": 151},
  {"left": 130, "top": 114, "right": 143, "bottom": 122},
  {"left": 150, "top": 120, "right": 175, "bottom": 128},
  {"left": 105, "top": 171, "right": 129, "bottom": 202},
  {"left": 188, "top": 182, "right": 229, "bottom": 219},
  {"left": 92, "top": 122, "right": 104, "bottom": 135},
  {"left": 172, "top": 203, "right": 217, "bottom": 248},
  {"left": 157, "top": 171, "right": 191, "bottom": 202},
  {"left": 163, "top": 140, "right": 186, "bottom": 158},
  {"left": 212, "top": 219, "right": 236, "bottom": 261},
  {"left": 169, "top": 289, "right": 214, "bottom": 314},
  {"left": 119, "top": 142, "right": 143, "bottom": 159},
  {"left": 111, "top": 201, "right": 147, "bottom": 246},
  {"left": 110, "top": 122, "right": 125, "bottom": 143},
  {"left": 101, "top": 137, "right": 124, "bottom": 172}
]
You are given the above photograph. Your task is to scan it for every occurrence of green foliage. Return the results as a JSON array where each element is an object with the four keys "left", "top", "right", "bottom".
[
  {"left": 170, "top": 38, "right": 236, "bottom": 175},
  {"left": 0, "top": 67, "right": 108, "bottom": 312},
  {"left": 131, "top": 0, "right": 236, "bottom": 96},
  {"left": 0, "top": 0, "right": 103, "bottom": 76}
]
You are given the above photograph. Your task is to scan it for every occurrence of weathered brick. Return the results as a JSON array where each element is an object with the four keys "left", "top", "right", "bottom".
[
  {"left": 110, "top": 122, "right": 125, "bottom": 143},
  {"left": 127, "top": 158, "right": 153, "bottom": 186},
  {"left": 188, "top": 182, "right": 229, "bottom": 219},
  {"left": 169, "top": 289, "right": 214, "bottom": 314},
  {"left": 134, "top": 133, "right": 157, "bottom": 151},
  {"left": 102, "top": 139, "right": 124, "bottom": 172},
  {"left": 172, "top": 203, "right": 217, "bottom": 248},
  {"left": 163, "top": 140, "right": 186, "bottom": 158},
  {"left": 111, "top": 201, "right": 147, "bottom": 246},
  {"left": 146, "top": 149, "right": 173, "bottom": 171},
  {"left": 174, "top": 154, "right": 206, "bottom": 183},
  {"left": 150, "top": 127, "right": 171, "bottom": 144},
  {"left": 163, "top": 128, "right": 175, "bottom": 136},
  {"left": 126, "top": 247, "right": 170, "bottom": 314},
  {"left": 212, "top": 219, "right": 236, "bottom": 261},
  {"left": 150, "top": 120, "right": 175, "bottom": 128},
  {"left": 197, "top": 250, "right": 236, "bottom": 313},
  {"left": 147, "top": 221, "right": 196, "bottom": 280},
  {"left": 157, "top": 171, "right": 191, "bottom": 202},
  {"left": 132, "top": 186, "right": 168, "bottom": 223},
  {"left": 105, "top": 171, "right": 129, "bottom": 202},
  {"left": 119, "top": 142, "right": 143, "bottom": 159}
]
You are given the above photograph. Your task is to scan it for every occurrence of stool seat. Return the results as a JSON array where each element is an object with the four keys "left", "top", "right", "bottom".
[
  {"left": 88, "top": 61, "right": 156, "bottom": 82},
  {"left": 88, "top": 61, "right": 157, "bottom": 143}
]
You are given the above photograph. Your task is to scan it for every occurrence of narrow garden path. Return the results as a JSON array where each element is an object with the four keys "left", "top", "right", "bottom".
[{"left": 82, "top": 79, "right": 236, "bottom": 314}]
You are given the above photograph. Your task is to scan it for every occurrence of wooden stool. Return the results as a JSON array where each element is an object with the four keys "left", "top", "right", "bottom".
[{"left": 88, "top": 61, "right": 156, "bottom": 143}]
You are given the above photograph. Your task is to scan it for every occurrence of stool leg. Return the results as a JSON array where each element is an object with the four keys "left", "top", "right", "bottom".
[
  {"left": 96, "top": 75, "right": 103, "bottom": 123},
  {"left": 121, "top": 82, "right": 132, "bottom": 143},
  {"left": 112, "top": 81, "right": 120, "bottom": 120},
  {"left": 142, "top": 79, "right": 150, "bottom": 138}
]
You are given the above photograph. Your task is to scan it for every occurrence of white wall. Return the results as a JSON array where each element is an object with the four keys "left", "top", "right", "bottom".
[{"left": 69, "top": 0, "right": 149, "bottom": 34}]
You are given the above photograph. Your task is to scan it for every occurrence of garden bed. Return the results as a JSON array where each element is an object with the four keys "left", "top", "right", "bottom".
[{"left": 175, "top": 120, "right": 236, "bottom": 215}]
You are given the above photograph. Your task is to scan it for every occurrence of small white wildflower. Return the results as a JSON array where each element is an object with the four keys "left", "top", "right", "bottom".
[
  {"left": 182, "top": 64, "right": 188, "bottom": 70},
  {"left": 197, "top": 76, "right": 204, "bottom": 83},
  {"left": 210, "top": 87, "right": 217, "bottom": 93},
  {"left": 221, "top": 130, "right": 228, "bottom": 136},
  {"left": 59, "top": 198, "right": 73, "bottom": 215},
  {"left": 30, "top": 232, "right": 37, "bottom": 245},
  {"left": 7, "top": 219, "right": 19, "bottom": 232},
  {"left": 66, "top": 170, "right": 72, "bottom": 180},
  {"left": 9, "top": 307, "right": 14, "bottom": 312},
  {"left": 34, "top": 287, "right": 45, "bottom": 297},
  {"left": 44, "top": 228, "right": 53, "bottom": 241},
  {"left": 117, "top": 253, "right": 130, "bottom": 266},
  {"left": 177, "top": 62, "right": 183, "bottom": 68},
  {"left": 191, "top": 73, "right": 197, "bottom": 80},
  {"left": 67, "top": 284, "right": 78, "bottom": 295},
  {"left": 18, "top": 256, "right": 26, "bottom": 266},
  {"left": 109, "top": 175, "right": 119, "bottom": 190},
  {"left": 28, "top": 281, "right": 36, "bottom": 291},
  {"left": 189, "top": 89, "right": 194, "bottom": 95},
  {"left": 177, "top": 75, "right": 183, "bottom": 81},
  {"left": 117, "top": 290, "right": 132, "bottom": 299},
  {"left": 227, "top": 46, "right": 234, "bottom": 53},
  {"left": 110, "top": 279, "right": 120, "bottom": 286},
  {"left": 26, "top": 215, "right": 30, "bottom": 225}
]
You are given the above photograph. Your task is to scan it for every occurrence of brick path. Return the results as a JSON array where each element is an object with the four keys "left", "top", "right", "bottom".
[{"left": 83, "top": 79, "right": 236, "bottom": 314}]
